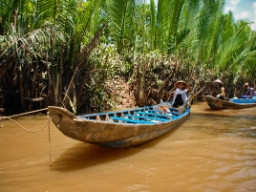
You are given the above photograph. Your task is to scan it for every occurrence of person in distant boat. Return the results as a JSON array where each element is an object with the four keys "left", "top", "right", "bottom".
[
  {"left": 212, "top": 79, "right": 225, "bottom": 99},
  {"left": 252, "top": 88, "right": 256, "bottom": 99},
  {"left": 241, "top": 82, "right": 253, "bottom": 99},
  {"left": 172, "top": 80, "right": 190, "bottom": 108}
]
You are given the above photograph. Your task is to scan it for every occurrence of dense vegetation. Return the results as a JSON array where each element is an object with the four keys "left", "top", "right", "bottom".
[{"left": 0, "top": 0, "right": 256, "bottom": 114}]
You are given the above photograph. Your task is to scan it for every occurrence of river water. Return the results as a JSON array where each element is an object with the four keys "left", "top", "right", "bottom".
[{"left": 0, "top": 102, "right": 256, "bottom": 192}]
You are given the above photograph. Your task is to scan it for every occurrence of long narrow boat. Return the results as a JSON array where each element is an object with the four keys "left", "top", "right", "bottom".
[
  {"left": 48, "top": 105, "right": 190, "bottom": 148},
  {"left": 204, "top": 95, "right": 256, "bottom": 109}
]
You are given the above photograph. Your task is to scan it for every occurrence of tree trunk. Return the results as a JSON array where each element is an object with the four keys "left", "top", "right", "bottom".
[
  {"left": 57, "top": 48, "right": 64, "bottom": 106},
  {"left": 31, "top": 66, "right": 38, "bottom": 98},
  {"left": 0, "top": 54, "right": 15, "bottom": 80},
  {"left": 13, "top": 9, "right": 18, "bottom": 30},
  {"left": 17, "top": 66, "right": 25, "bottom": 111},
  {"left": 46, "top": 53, "right": 56, "bottom": 106},
  {"left": 76, "top": 73, "right": 88, "bottom": 109},
  {"left": 63, "top": 25, "right": 106, "bottom": 107}
]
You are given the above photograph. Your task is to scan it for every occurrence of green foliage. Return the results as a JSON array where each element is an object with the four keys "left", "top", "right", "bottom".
[{"left": 1, "top": 0, "right": 256, "bottom": 112}]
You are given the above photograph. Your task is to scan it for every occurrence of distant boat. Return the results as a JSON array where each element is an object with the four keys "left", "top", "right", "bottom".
[
  {"left": 204, "top": 95, "right": 256, "bottom": 109},
  {"left": 48, "top": 104, "right": 190, "bottom": 148}
]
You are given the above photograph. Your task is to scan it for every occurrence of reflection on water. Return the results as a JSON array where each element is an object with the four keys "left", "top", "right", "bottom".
[
  {"left": 52, "top": 143, "right": 145, "bottom": 171},
  {"left": 0, "top": 102, "right": 256, "bottom": 192}
]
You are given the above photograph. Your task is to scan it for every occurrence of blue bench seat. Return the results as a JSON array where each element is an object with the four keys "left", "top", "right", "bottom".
[
  {"left": 125, "top": 114, "right": 169, "bottom": 122},
  {"left": 136, "top": 111, "right": 172, "bottom": 118},
  {"left": 110, "top": 116, "right": 155, "bottom": 124},
  {"left": 147, "top": 110, "right": 180, "bottom": 116}
]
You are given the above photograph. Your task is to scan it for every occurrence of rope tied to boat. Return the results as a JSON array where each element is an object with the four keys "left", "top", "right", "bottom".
[
  {"left": 0, "top": 107, "right": 52, "bottom": 166},
  {"left": 0, "top": 116, "right": 50, "bottom": 133},
  {"left": 0, "top": 108, "right": 49, "bottom": 132}
]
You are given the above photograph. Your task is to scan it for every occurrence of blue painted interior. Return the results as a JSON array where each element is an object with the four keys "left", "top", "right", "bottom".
[
  {"left": 124, "top": 114, "right": 169, "bottom": 122},
  {"left": 110, "top": 116, "right": 155, "bottom": 124},
  {"left": 76, "top": 104, "right": 191, "bottom": 125},
  {"left": 136, "top": 111, "right": 172, "bottom": 118},
  {"left": 230, "top": 98, "right": 256, "bottom": 104}
]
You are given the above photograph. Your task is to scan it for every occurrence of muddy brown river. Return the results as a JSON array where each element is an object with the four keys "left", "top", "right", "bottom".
[{"left": 0, "top": 102, "right": 256, "bottom": 192}]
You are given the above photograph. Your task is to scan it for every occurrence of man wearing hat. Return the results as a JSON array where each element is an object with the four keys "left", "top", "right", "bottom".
[
  {"left": 172, "top": 80, "right": 190, "bottom": 108},
  {"left": 212, "top": 79, "right": 225, "bottom": 99}
]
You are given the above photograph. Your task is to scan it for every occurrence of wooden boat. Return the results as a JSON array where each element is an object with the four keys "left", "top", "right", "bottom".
[
  {"left": 204, "top": 95, "right": 256, "bottom": 109},
  {"left": 48, "top": 104, "right": 190, "bottom": 148}
]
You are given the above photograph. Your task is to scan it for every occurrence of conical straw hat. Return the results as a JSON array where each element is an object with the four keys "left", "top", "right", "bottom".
[
  {"left": 174, "top": 80, "right": 189, "bottom": 89},
  {"left": 213, "top": 79, "right": 223, "bottom": 85}
]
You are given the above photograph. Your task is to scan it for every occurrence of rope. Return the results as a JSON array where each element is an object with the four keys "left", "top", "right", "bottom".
[
  {"left": 48, "top": 118, "right": 52, "bottom": 166},
  {"left": 0, "top": 108, "right": 48, "bottom": 120},
  {"left": 0, "top": 108, "right": 49, "bottom": 130},
  {"left": 0, "top": 118, "right": 5, "bottom": 128},
  {"left": 2, "top": 116, "right": 50, "bottom": 133},
  {"left": 0, "top": 108, "right": 53, "bottom": 166}
]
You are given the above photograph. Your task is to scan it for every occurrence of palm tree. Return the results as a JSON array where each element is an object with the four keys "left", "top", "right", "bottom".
[{"left": 1, "top": 0, "right": 256, "bottom": 113}]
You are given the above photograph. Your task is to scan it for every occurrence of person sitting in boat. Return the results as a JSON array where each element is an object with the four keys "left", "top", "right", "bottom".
[
  {"left": 212, "top": 79, "right": 225, "bottom": 100},
  {"left": 172, "top": 80, "right": 190, "bottom": 108},
  {"left": 241, "top": 82, "right": 253, "bottom": 99},
  {"left": 252, "top": 88, "right": 256, "bottom": 99}
]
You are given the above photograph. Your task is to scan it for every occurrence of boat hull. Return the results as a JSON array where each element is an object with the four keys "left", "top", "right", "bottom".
[
  {"left": 204, "top": 95, "right": 256, "bottom": 109},
  {"left": 48, "top": 106, "right": 190, "bottom": 148},
  {"left": 103, "top": 120, "right": 187, "bottom": 148}
]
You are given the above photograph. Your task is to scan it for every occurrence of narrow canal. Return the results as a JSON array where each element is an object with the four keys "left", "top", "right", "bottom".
[{"left": 0, "top": 102, "right": 256, "bottom": 192}]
